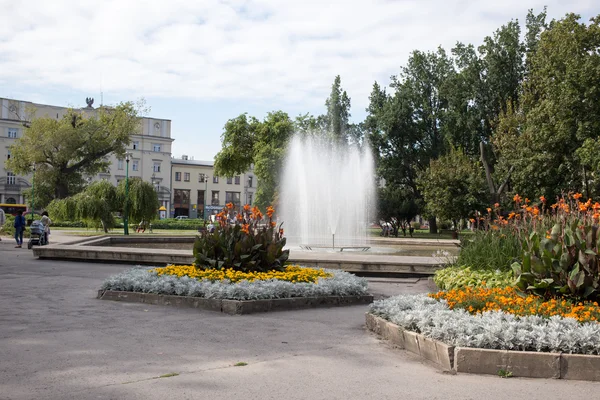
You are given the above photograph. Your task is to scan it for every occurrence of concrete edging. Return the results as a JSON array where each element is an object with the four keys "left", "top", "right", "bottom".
[
  {"left": 98, "top": 290, "right": 373, "bottom": 315},
  {"left": 366, "top": 313, "right": 600, "bottom": 381}
]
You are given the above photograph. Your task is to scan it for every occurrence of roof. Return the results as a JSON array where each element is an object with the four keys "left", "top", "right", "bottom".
[{"left": 171, "top": 158, "right": 214, "bottom": 167}]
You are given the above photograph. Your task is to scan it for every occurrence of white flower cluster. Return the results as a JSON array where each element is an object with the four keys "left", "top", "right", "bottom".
[
  {"left": 101, "top": 267, "right": 368, "bottom": 301},
  {"left": 370, "top": 295, "right": 600, "bottom": 354}
]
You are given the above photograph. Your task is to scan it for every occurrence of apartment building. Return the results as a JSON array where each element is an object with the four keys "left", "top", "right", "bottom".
[
  {"left": 171, "top": 156, "right": 256, "bottom": 219},
  {"left": 0, "top": 97, "right": 173, "bottom": 212}
]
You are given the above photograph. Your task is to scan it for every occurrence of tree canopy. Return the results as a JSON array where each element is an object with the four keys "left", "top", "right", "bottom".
[{"left": 6, "top": 102, "right": 141, "bottom": 205}]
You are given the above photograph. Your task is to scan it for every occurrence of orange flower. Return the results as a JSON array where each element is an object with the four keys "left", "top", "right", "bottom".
[
  {"left": 469, "top": 218, "right": 475, "bottom": 223},
  {"left": 243, "top": 204, "right": 251, "bottom": 212},
  {"left": 270, "top": 221, "right": 276, "bottom": 227},
  {"left": 494, "top": 203, "right": 500, "bottom": 208},
  {"left": 236, "top": 214, "right": 243, "bottom": 221},
  {"left": 241, "top": 224, "right": 249, "bottom": 234},
  {"left": 540, "top": 196, "right": 546, "bottom": 203},
  {"left": 508, "top": 212, "right": 515, "bottom": 220},
  {"left": 226, "top": 202, "right": 234, "bottom": 210},
  {"left": 573, "top": 193, "right": 583, "bottom": 200},
  {"left": 513, "top": 194, "right": 522, "bottom": 203},
  {"left": 486, "top": 207, "right": 492, "bottom": 213},
  {"left": 266, "top": 206, "right": 275, "bottom": 218},
  {"left": 279, "top": 229, "right": 284, "bottom": 236},
  {"left": 525, "top": 198, "right": 530, "bottom": 204}
]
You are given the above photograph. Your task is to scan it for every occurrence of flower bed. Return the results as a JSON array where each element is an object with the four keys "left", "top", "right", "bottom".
[
  {"left": 101, "top": 266, "right": 368, "bottom": 301},
  {"left": 370, "top": 294, "right": 600, "bottom": 354},
  {"left": 430, "top": 286, "right": 600, "bottom": 323},
  {"left": 152, "top": 265, "right": 332, "bottom": 283}
]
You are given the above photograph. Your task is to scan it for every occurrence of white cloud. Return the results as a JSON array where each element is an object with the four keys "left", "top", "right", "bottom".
[{"left": 0, "top": 0, "right": 597, "bottom": 113}]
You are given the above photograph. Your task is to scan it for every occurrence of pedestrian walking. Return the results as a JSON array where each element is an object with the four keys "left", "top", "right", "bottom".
[{"left": 14, "top": 210, "right": 26, "bottom": 248}]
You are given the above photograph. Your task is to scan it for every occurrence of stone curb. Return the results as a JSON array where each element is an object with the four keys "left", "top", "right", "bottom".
[
  {"left": 98, "top": 290, "right": 373, "bottom": 315},
  {"left": 366, "top": 313, "right": 600, "bottom": 381}
]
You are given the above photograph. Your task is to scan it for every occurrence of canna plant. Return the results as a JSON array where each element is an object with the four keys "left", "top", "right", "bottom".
[
  {"left": 511, "top": 195, "right": 600, "bottom": 300},
  {"left": 193, "top": 204, "right": 289, "bottom": 272}
]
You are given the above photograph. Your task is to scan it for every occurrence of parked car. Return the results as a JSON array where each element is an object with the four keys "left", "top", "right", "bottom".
[{"left": 175, "top": 215, "right": 189, "bottom": 220}]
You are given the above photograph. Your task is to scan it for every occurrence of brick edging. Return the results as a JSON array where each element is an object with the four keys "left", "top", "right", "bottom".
[
  {"left": 97, "top": 290, "right": 373, "bottom": 315},
  {"left": 366, "top": 313, "right": 600, "bottom": 381}
]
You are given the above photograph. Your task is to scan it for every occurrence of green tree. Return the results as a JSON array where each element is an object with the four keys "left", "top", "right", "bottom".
[
  {"left": 6, "top": 102, "right": 141, "bottom": 204},
  {"left": 214, "top": 111, "right": 295, "bottom": 208},
  {"left": 324, "top": 75, "right": 352, "bottom": 142},
  {"left": 493, "top": 13, "right": 600, "bottom": 200},
  {"left": 47, "top": 178, "right": 158, "bottom": 232},
  {"left": 48, "top": 180, "right": 118, "bottom": 232},
  {"left": 417, "top": 147, "right": 487, "bottom": 231},
  {"left": 117, "top": 178, "right": 159, "bottom": 224},
  {"left": 377, "top": 185, "right": 419, "bottom": 237}
]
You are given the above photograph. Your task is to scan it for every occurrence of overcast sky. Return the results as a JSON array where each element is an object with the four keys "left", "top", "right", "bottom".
[{"left": 1, "top": 0, "right": 597, "bottom": 161}]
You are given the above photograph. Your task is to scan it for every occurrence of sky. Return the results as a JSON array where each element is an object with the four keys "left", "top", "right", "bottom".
[{"left": 0, "top": 0, "right": 597, "bottom": 161}]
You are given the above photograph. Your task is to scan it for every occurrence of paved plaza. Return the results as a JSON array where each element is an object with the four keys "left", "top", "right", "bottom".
[{"left": 1, "top": 239, "right": 599, "bottom": 399}]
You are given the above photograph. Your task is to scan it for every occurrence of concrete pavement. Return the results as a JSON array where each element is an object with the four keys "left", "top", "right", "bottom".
[{"left": 1, "top": 242, "right": 599, "bottom": 399}]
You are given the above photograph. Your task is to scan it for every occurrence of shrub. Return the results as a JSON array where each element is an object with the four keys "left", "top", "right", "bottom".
[
  {"left": 193, "top": 204, "right": 289, "bottom": 272},
  {"left": 433, "top": 266, "right": 514, "bottom": 290},
  {"left": 410, "top": 221, "right": 421, "bottom": 230}
]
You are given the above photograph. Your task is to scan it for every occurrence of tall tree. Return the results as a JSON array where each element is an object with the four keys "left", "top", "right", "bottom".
[
  {"left": 6, "top": 102, "right": 141, "bottom": 203},
  {"left": 324, "top": 75, "right": 352, "bottom": 142},
  {"left": 417, "top": 147, "right": 487, "bottom": 231},
  {"left": 214, "top": 111, "right": 295, "bottom": 208},
  {"left": 493, "top": 13, "right": 600, "bottom": 200}
]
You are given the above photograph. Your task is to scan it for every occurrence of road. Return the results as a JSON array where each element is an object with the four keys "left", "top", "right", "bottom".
[{"left": 0, "top": 241, "right": 598, "bottom": 399}]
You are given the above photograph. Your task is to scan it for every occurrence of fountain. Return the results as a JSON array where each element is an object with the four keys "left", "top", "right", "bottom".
[{"left": 279, "top": 135, "right": 376, "bottom": 250}]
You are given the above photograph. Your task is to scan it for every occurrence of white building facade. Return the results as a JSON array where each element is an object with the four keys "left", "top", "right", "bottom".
[{"left": 0, "top": 97, "right": 173, "bottom": 213}]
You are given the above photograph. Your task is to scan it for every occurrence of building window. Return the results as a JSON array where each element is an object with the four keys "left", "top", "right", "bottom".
[
  {"left": 153, "top": 163, "right": 161, "bottom": 173},
  {"left": 153, "top": 144, "right": 161, "bottom": 152},
  {"left": 211, "top": 191, "right": 220, "bottom": 205},
  {"left": 213, "top": 176, "right": 219, "bottom": 184},
  {"left": 175, "top": 172, "right": 181, "bottom": 181},
  {"left": 247, "top": 192, "right": 253, "bottom": 205},
  {"left": 6, "top": 150, "right": 10, "bottom": 160},
  {"left": 117, "top": 159, "right": 124, "bottom": 170},
  {"left": 199, "top": 173, "right": 206, "bottom": 183},
  {"left": 184, "top": 172, "right": 190, "bottom": 182},
  {"left": 174, "top": 189, "right": 191, "bottom": 208},
  {"left": 227, "top": 177, "right": 232, "bottom": 184},
  {"left": 7, "top": 172, "right": 16, "bottom": 185},
  {"left": 248, "top": 176, "right": 253, "bottom": 188},
  {"left": 132, "top": 141, "right": 139, "bottom": 150},
  {"left": 132, "top": 160, "right": 139, "bottom": 171},
  {"left": 235, "top": 176, "right": 240, "bottom": 185},
  {"left": 8, "top": 128, "right": 18, "bottom": 138},
  {"left": 226, "top": 192, "right": 241, "bottom": 209}
]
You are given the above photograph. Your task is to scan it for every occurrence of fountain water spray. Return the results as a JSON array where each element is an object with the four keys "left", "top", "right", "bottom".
[{"left": 279, "top": 135, "right": 376, "bottom": 248}]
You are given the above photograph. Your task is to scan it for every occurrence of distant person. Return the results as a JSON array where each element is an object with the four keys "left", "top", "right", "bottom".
[
  {"left": 207, "top": 221, "right": 215, "bottom": 233},
  {"left": 0, "top": 207, "right": 5, "bottom": 241},
  {"left": 13, "top": 210, "right": 26, "bottom": 248},
  {"left": 136, "top": 220, "right": 146, "bottom": 233},
  {"left": 40, "top": 211, "right": 52, "bottom": 244}
]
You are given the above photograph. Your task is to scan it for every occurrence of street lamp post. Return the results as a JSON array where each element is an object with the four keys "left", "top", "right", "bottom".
[
  {"left": 124, "top": 152, "right": 132, "bottom": 235},
  {"left": 203, "top": 174, "right": 209, "bottom": 221},
  {"left": 31, "top": 162, "right": 36, "bottom": 224}
]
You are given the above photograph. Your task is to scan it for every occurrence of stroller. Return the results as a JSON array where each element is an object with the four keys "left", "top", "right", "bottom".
[{"left": 28, "top": 220, "right": 48, "bottom": 249}]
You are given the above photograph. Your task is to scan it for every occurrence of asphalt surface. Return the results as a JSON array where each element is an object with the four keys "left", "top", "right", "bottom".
[{"left": 1, "top": 240, "right": 599, "bottom": 399}]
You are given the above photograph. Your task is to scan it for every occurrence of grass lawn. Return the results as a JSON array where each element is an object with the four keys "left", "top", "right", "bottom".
[{"left": 368, "top": 228, "right": 473, "bottom": 240}]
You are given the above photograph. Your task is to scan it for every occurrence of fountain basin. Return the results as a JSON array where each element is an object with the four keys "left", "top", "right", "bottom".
[{"left": 33, "top": 235, "right": 456, "bottom": 276}]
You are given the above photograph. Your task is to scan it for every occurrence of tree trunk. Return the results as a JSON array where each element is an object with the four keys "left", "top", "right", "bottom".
[{"left": 428, "top": 217, "right": 437, "bottom": 234}]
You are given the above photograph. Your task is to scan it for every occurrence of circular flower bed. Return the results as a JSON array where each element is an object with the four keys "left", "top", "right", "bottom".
[
  {"left": 430, "top": 286, "right": 600, "bottom": 323},
  {"left": 152, "top": 265, "right": 332, "bottom": 283}
]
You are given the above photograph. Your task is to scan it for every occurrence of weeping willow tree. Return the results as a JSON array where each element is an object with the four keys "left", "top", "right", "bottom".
[
  {"left": 47, "top": 178, "right": 158, "bottom": 233},
  {"left": 116, "top": 178, "right": 159, "bottom": 224}
]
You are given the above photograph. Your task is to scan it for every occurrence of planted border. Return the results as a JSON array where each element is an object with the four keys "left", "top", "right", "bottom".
[{"left": 366, "top": 313, "right": 600, "bottom": 381}]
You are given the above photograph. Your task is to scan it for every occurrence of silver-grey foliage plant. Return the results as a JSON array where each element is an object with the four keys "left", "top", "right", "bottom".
[
  {"left": 370, "top": 294, "right": 600, "bottom": 355},
  {"left": 101, "top": 267, "right": 368, "bottom": 300}
]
